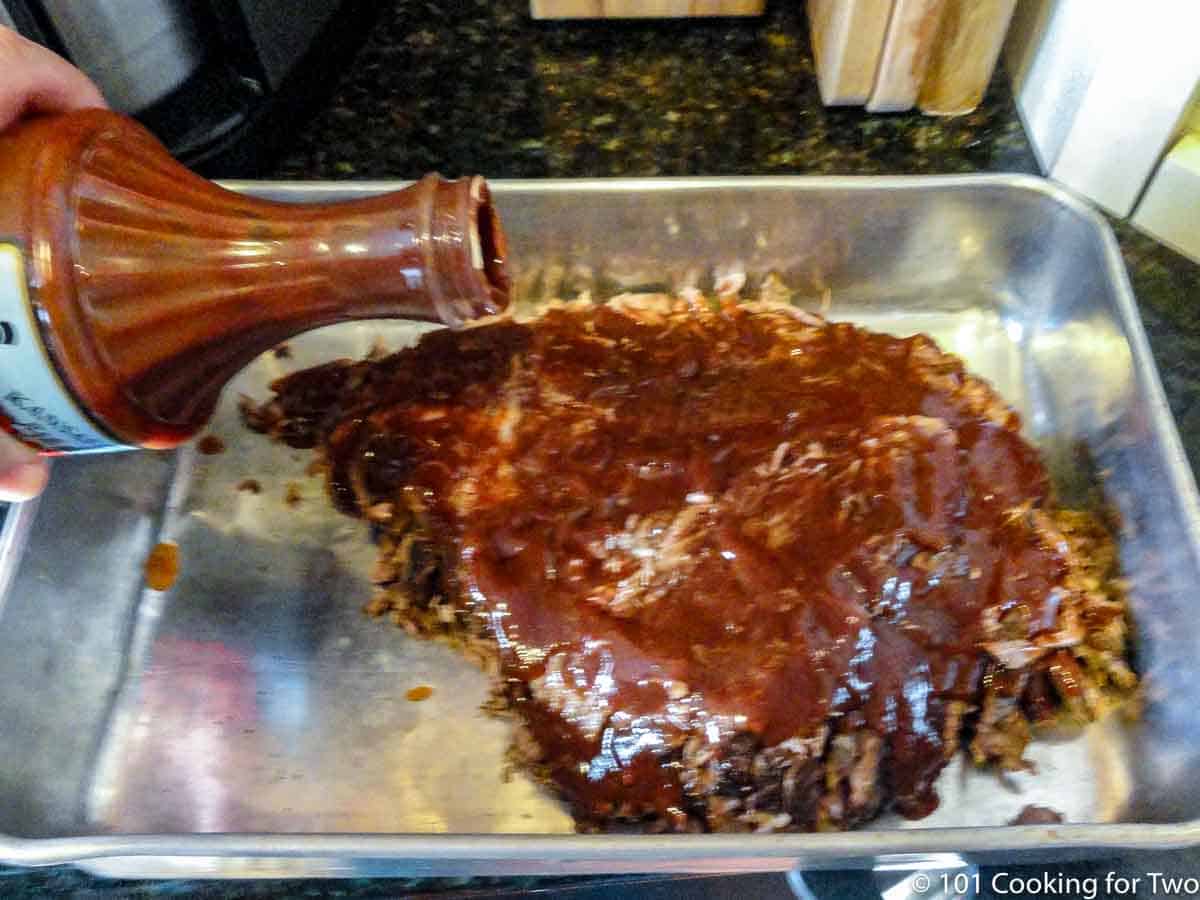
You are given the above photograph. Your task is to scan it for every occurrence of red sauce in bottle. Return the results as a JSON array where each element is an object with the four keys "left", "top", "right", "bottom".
[{"left": 0, "top": 109, "right": 509, "bottom": 453}]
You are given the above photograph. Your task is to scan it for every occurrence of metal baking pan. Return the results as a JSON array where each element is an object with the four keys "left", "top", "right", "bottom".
[{"left": 1, "top": 175, "right": 1198, "bottom": 879}]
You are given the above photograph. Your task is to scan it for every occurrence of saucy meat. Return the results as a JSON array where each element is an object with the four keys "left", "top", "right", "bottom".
[{"left": 245, "top": 296, "right": 1135, "bottom": 832}]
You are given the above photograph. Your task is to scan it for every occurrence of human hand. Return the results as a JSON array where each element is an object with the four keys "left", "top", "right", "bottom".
[
  {"left": 0, "top": 434, "right": 48, "bottom": 502},
  {"left": 0, "top": 25, "right": 104, "bottom": 127},
  {"left": 0, "top": 25, "right": 105, "bottom": 501}
]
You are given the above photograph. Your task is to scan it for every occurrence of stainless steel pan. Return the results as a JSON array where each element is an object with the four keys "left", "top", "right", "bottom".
[{"left": 1, "top": 176, "right": 1196, "bottom": 878}]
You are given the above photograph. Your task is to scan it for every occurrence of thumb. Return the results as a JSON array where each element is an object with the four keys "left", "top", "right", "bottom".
[{"left": 0, "top": 431, "right": 48, "bottom": 502}]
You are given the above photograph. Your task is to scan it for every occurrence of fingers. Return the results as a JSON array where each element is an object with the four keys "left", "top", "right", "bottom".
[
  {"left": 0, "top": 430, "right": 49, "bottom": 502},
  {"left": 0, "top": 26, "right": 97, "bottom": 499},
  {"left": 0, "top": 25, "right": 106, "bottom": 132},
  {"left": 0, "top": 26, "right": 100, "bottom": 499}
]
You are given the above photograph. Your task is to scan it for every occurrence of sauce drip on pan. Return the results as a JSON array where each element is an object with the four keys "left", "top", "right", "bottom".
[
  {"left": 145, "top": 541, "right": 181, "bottom": 592},
  {"left": 271, "top": 302, "right": 1066, "bottom": 825}
]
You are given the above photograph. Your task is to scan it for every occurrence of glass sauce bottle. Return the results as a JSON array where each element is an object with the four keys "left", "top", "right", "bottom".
[{"left": 0, "top": 109, "right": 509, "bottom": 453}]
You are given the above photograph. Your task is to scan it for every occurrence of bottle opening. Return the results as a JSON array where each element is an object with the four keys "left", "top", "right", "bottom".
[
  {"left": 475, "top": 185, "right": 510, "bottom": 313},
  {"left": 432, "top": 175, "right": 513, "bottom": 325}
]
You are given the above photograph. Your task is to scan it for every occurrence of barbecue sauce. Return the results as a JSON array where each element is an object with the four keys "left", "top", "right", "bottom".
[
  {"left": 0, "top": 109, "right": 509, "bottom": 453},
  {"left": 265, "top": 303, "right": 1073, "bottom": 826}
]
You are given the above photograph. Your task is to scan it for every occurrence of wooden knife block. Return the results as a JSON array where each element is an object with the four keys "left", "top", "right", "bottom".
[
  {"left": 532, "top": 1, "right": 764, "bottom": 18},
  {"left": 808, "top": 0, "right": 1018, "bottom": 115}
]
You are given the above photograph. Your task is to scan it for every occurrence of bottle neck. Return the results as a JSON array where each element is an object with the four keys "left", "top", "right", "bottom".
[{"left": 14, "top": 111, "right": 509, "bottom": 446}]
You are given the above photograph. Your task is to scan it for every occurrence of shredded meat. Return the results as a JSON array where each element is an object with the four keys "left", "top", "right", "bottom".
[{"left": 244, "top": 295, "right": 1135, "bottom": 833}]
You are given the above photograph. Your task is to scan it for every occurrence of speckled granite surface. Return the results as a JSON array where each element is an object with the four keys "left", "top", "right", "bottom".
[
  {"left": 1116, "top": 222, "right": 1200, "bottom": 465},
  {"left": 7, "top": 0, "right": 1200, "bottom": 896},
  {"left": 271, "top": 0, "right": 1036, "bottom": 180}
]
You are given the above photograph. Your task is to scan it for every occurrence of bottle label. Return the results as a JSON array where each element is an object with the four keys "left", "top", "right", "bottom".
[{"left": 0, "top": 242, "right": 127, "bottom": 453}]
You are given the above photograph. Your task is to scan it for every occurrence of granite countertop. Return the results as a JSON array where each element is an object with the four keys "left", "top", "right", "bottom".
[
  {"left": 8, "top": 0, "right": 1200, "bottom": 896},
  {"left": 272, "top": 0, "right": 1036, "bottom": 180}
]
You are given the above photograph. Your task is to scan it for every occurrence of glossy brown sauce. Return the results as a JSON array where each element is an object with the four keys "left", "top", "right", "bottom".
[
  {"left": 277, "top": 302, "right": 1066, "bottom": 824},
  {"left": 145, "top": 541, "right": 181, "bottom": 592},
  {"left": 197, "top": 435, "right": 226, "bottom": 455}
]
